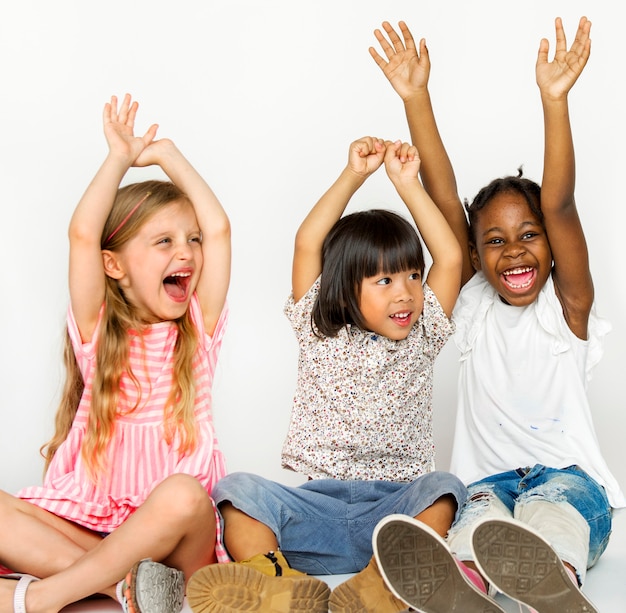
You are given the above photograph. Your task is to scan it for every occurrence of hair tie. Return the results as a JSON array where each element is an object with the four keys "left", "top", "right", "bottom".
[{"left": 105, "top": 191, "right": 152, "bottom": 245}]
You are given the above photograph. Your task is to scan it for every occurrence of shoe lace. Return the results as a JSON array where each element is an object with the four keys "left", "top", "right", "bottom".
[{"left": 264, "top": 551, "right": 284, "bottom": 577}]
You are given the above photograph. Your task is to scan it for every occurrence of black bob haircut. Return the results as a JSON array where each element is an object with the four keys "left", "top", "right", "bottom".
[{"left": 312, "top": 209, "right": 424, "bottom": 337}]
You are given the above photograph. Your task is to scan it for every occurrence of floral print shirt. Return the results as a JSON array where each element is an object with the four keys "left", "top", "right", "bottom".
[{"left": 281, "top": 278, "right": 454, "bottom": 482}]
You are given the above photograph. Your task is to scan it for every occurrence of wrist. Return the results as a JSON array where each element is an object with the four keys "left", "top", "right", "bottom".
[
  {"left": 104, "top": 150, "right": 134, "bottom": 172},
  {"left": 402, "top": 86, "right": 431, "bottom": 107},
  {"left": 342, "top": 165, "right": 370, "bottom": 186},
  {"left": 540, "top": 90, "right": 570, "bottom": 105},
  {"left": 392, "top": 176, "right": 422, "bottom": 195}
]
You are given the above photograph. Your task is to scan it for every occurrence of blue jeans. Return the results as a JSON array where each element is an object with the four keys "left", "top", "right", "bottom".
[
  {"left": 212, "top": 471, "right": 467, "bottom": 575},
  {"left": 447, "top": 465, "right": 612, "bottom": 584}
]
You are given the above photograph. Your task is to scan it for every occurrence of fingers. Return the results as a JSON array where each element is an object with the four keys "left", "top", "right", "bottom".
[
  {"left": 553, "top": 16, "right": 567, "bottom": 54},
  {"left": 373, "top": 25, "right": 395, "bottom": 61},
  {"left": 550, "top": 16, "right": 591, "bottom": 61},
  {"left": 104, "top": 93, "right": 138, "bottom": 127},
  {"left": 142, "top": 123, "right": 160, "bottom": 146},
  {"left": 397, "top": 21, "right": 417, "bottom": 52},
  {"left": 353, "top": 136, "right": 385, "bottom": 156},
  {"left": 400, "top": 141, "right": 419, "bottom": 163},
  {"left": 536, "top": 37, "right": 550, "bottom": 66},
  {"left": 117, "top": 93, "right": 133, "bottom": 125},
  {"left": 572, "top": 16, "right": 592, "bottom": 62},
  {"left": 370, "top": 20, "right": 418, "bottom": 65},
  {"left": 368, "top": 45, "right": 387, "bottom": 70},
  {"left": 384, "top": 140, "right": 419, "bottom": 164},
  {"left": 383, "top": 20, "right": 417, "bottom": 53}
]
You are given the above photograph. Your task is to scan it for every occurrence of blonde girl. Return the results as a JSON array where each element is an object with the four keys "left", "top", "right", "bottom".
[{"left": 0, "top": 94, "right": 230, "bottom": 613}]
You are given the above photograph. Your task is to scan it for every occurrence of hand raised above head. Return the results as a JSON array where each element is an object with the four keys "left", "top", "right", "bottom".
[
  {"left": 347, "top": 136, "right": 386, "bottom": 178},
  {"left": 384, "top": 139, "right": 421, "bottom": 186},
  {"left": 103, "top": 93, "right": 159, "bottom": 164},
  {"left": 536, "top": 16, "right": 592, "bottom": 101},
  {"left": 369, "top": 21, "right": 430, "bottom": 101}
]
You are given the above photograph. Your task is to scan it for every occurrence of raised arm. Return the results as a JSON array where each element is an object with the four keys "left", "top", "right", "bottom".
[
  {"left": 370, "top": 21, "right": 473, "bottom": 284},
  {"left": 68, "top": 94, "right": 158, "bottom": 342},
  {"left": 537, "top": 16, "right": 593, "bottom": 338},
  {"left": 384, "top": 141, "right": 462, "bottom": 317},
  {"left": 134, "top": 139, "right": 231, "bottom": 336},
  {"left": 291, "top": 137, "right": 386, "bottom": 301}
]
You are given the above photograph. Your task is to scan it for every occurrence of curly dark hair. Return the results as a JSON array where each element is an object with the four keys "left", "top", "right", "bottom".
[{"left": 464, "top": 168, "right": 542, "bottom": 242}]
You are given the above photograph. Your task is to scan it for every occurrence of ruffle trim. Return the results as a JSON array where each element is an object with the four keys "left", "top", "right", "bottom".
[{"left": 453, "top": 272, "right": 610, "bottom": 380}]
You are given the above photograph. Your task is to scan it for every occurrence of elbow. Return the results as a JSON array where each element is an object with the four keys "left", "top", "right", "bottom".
[
  {"left": 68, "top": 219, "right": 101, "bottom": 249},
  {"left": 206, "top": 215, "right": 231, "bottom": 243}
]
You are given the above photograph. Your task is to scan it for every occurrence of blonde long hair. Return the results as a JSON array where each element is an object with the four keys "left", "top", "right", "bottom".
[{"left": 42, "top": 180, "right": 200, "bottom": 479}]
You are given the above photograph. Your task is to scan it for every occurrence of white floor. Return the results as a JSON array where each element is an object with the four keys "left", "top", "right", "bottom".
[{"left": 58, "top": 509, "right": 626, "bottom": 612}]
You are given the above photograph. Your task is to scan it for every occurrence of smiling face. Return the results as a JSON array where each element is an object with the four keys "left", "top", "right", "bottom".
[
  {"left": 470, "top": 191, "right": 552, "bottom": 306},
  {"left": 358, "top": 269, "right": 424, "bottom": 340},
  {"left": 104, "top": 199, "right": 203, "bottom": 323}
]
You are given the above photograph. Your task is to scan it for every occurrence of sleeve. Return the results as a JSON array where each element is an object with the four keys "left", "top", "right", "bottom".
[
  {"left": 189, "top": 293, "right": 229, "bottom": 353},
  {"left": 420, "top": 283, "right": 455, "bottom": 356},
  {"left": 452, "top": 272, "right": 494, "bottom": 358},
  {"left": 66, "top": 303, "right": 104, "bottom": 378},
  {"left": 283, "top": 277, "right": 320, "bottom": 342},
  {"left": 537, "top": 277, "right": 611, "bottom": 381}
]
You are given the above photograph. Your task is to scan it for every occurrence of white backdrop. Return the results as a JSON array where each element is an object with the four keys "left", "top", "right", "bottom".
[{"left": 1, "top": 1, "right": 624, "bottom": 498}]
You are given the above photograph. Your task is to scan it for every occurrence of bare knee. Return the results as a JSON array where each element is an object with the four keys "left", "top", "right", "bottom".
[{"left": 150, "top": 475, "right": 213, "bottom": 523}]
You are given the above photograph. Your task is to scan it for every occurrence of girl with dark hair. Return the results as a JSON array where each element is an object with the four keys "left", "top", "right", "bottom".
[
  {"left": 369, "top": 17, "right": 624, "bottom": 613},
  {"left": 185, "top": 137, "right": 466, "bottom": 613}
]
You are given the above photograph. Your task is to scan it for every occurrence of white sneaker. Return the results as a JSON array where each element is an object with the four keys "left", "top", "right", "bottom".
[
  {"left": 373, "top": 514, "right": 506, "bottom": 613},
  {"left": 471, "top": 518, "right": 597, "bottom": 613}
]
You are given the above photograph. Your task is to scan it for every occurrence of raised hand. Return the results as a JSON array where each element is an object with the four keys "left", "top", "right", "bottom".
[
  {"left": 347, "top": 136, "right": 386, "bottom": 177},
  {"left": 133, "top": 137, "right": 177, "bottom": 168},
  {"left": 369, "top": 21, "right": 430, "bottom": 101},
  {"left": 384, "top": 140, "right": 420, "bottom": 187},
  {"left": 536, "top": 16, "right": 592, "bottom": 101},
  {"left": 103, "top": 94, "right": 159, "bottom": 164}
]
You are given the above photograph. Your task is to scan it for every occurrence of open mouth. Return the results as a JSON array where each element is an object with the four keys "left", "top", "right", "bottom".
[
  {"left": 501, "top": 266, "right": 536, "bottom": 290},
  {"left": 163, "top": 271, "right": 192, "bottom": 302},
  {"left": 390, "top": 311, "right": 412, "bottom": 326}
]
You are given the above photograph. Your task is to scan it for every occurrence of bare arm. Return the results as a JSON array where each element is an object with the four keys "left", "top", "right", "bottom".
[
  {"left": 134, "top": 140, "right": 231, "bottom": 336},
  {"left": 69, "top": 95, "right": 158, "bottom": 341},
  {"left": 291, "top": 137, "right": 386, "bottom": 301},
  {"left": 537, "top": 16, "right": 593, "bottom": 338},
  {"left": 385, "top": 141, "right": 462, "bottom": 317},
  {"left": 370, "top": 21, "right": 473, "bottom": 284}
]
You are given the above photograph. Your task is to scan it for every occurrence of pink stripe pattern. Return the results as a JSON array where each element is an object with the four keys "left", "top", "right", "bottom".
[{"left": 19, "top": 295, "right": 229, "bottom": 560}]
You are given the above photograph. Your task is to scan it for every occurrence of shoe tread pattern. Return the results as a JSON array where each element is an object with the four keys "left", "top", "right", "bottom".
[
  {"left": 133, "top": 560, "right": 185, "bottom": 613},
  {"left": 376, "top": 520, "right": 504, "bottom": 613},
  {"left": 472, "top": 520, "right": 598, "bottom": 613},
  {"left": 186, "top": 562, "right": 330, "bottom": 613}
]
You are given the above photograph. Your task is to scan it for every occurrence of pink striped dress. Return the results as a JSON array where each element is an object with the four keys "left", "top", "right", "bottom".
[{"left": 18, "top": 294, "right": 229, "bottom": 560}]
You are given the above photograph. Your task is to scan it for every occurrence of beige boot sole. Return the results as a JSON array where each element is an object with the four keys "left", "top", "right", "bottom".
[{"left": 187, "top": 562, "right": 330, "bottom": 613}]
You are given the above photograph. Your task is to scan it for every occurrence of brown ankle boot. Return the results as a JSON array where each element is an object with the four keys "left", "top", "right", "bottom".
[{"left": 329, "top": 556, "right": 409, "bottom": 613}]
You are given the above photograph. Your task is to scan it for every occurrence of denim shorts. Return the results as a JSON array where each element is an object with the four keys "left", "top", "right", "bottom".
[
  {"left": 212, "top": 471, "right": 467, "bottom": 575},
  {"left": 448, "top": 464, "right": 612, "bottom": 574}
]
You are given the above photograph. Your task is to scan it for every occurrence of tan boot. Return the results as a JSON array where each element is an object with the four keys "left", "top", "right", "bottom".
[
  {"left": 239, "top": 551, "right": 306, "bottom": 577},
  {"left": 329, "top": 556, "right": 408, "bottom": 613},
  {"left": 187, "top": 551, "right": 330, "bottom": 613}
]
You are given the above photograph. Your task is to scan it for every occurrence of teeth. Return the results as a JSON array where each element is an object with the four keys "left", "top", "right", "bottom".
[
  {"left": 169, "top": 272, "right": 191, "bottom": 278},
  {"left": 392, "top": 312, "right": 410, "bottom": 318},
  {"left": 502, "top": 267, "right": 532, "bottom": 276}
]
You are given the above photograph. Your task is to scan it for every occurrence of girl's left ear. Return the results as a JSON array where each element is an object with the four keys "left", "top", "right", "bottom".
[{"left": 102, "top": 250, "right": 125, "bottom": 280}]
